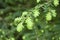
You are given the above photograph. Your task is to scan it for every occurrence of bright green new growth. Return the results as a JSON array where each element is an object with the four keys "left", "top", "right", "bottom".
[
  {"left": 22, "top": 11, "right": 28, "bottom": 16},
  {"left": 37, "top": 0, "right": 41, "bottom": 3},
  {"left": 46, "top": 12, "right": 52, "bottom": 21},
  {"left": 53, "top": 0, "right": 59, "bottom": 6},
  {"left": 25, "top": 17, "right": 34, "bottom": 30},
  {"left": 51, "top": 10, "right": 57, "bottom": 17},
  {"left": 17, "top": 23, "right": 24, "bottom": 32},
  {"left": 33, "top": 9, "right": 40, "bottom": 17}
]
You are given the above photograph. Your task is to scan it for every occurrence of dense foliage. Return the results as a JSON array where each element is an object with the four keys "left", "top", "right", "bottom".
[{"left": 0, "top": 0, "right": 60, "bottom": 40}]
